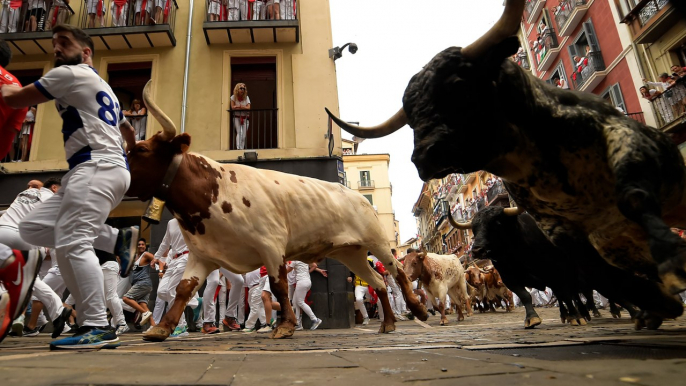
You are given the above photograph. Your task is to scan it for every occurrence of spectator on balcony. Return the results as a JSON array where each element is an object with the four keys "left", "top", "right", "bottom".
[
  {"left": 231, "top": 82, "right": 250, "bottom": 150},
  {"left": 0, "top": 0, "right": 22, "bottom": 33},
  {"left": 671, "top": 65, "right": 686, "bottom": 79},
  {"left": 153, "top": 0, "right": 170, "bottom": 24},
  {"left": 110, "top": 0, "right": 129, "bottom": 27},
  {"left": 124, "top": 99, "right": 147, "bottom": 141},
  {"left": 643, "top": 73, "right": 675, "bottom": 91},
  {"left": 280, "top": 0, "right": 293, "bottom": 20},
  {"left": 573, "top": 55, "right": 588, "bottom": 72},
  {"left": 46, "top": 0, "right": 71, "bottom": 31},
  {"left": 226, "top": 0, "right": 240, "bottom": 20},
  {"left": 208, "top": 0, "right": 224, "bottom": 21},
  {"left": 18, "top": 106, "right": 35, "bottom": 162},
  {"left": 265, "top": 0, "right": 279, "bottom": 20},
  {"left": 27, "top": 0, "right": 48, "bottom": 32},
  {"left": 639, "top": 86, "right": 660, "bottom": 101},
  {"left": 86, "top": 0, "right": 105, "bottom": 28},
  {"left": 135, "top": 0, "right": 153, "bottom": 25}
]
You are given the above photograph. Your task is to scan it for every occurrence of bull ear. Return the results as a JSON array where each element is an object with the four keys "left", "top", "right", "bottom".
[
  {"left": 418, "top": 252, "right": 427, "bottom": 260},
  {"left": 171, "top": 133, "right": 191, "bottom": 153}
]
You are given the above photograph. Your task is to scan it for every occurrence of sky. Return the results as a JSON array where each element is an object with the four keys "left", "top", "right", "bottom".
[{"left": 329, "top": 0, "right": 506, "bottom": 243}]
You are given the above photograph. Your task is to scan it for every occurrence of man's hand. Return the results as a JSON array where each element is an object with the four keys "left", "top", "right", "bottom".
[{"left": 120, "top": 120, "right": 136, "bottom": 152}]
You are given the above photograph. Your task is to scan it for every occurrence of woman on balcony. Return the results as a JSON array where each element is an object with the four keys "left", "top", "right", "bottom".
[
  {"left": 124, "top": 99, "right": 147, "bottom": 141},
  {"left": 231, "top": 83, "right": 250, "bottom": 150}
]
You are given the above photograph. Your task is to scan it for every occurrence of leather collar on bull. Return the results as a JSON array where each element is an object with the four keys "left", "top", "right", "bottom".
[{"left": 142, "top": 153, "right": 183, "bottom": 224}]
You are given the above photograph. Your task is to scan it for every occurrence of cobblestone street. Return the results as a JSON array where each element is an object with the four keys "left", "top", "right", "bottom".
[{"left": 1, "top": 307, "right": 686, "bottom": 385}]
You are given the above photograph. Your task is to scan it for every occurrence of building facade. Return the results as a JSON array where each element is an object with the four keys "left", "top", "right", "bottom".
[
  {"left": 342, "top": 138, "right": 400, "bottom": 248},
  {"left": 0, "top": 0, "right": 353, "bottom": 328},
  {"left": 515, "top": 0, "right": 650, "bottom": 125}
]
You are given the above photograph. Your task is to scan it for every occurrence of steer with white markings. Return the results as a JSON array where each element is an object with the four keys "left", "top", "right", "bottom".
[{"left": 125, "top": 81, "right": 427, "bottom": 341}]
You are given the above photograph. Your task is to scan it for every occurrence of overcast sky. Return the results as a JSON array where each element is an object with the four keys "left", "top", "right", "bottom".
[{"left": 329, "top": 0, "right": 505, "bottom": 243}]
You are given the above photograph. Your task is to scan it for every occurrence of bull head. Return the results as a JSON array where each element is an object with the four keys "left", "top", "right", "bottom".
[
  {"left": 326, "top": 0, "right": 526, "bottom": 180},
  {"left": 126, "top": 80, "right": 191, "bottom": 201}
]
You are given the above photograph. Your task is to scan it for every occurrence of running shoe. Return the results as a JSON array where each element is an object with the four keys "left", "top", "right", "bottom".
[
  {"left": 51, "top": 306, "right": 73, "bottom": 339},
  {"left": 9, "top": 313, "right": 24, "bottom": 337},
  {"left": 0, "top": 250, "right": 42, "bottom": 321},
  {"left": 310, "top": 318, "right": 323, "bottom": 331},
  {"left": 362, "top": 318, "right": 369, "bottom": 326},
  {"left": 256, "top": 325, "right": 272, "bottom": 334},
  {"left": 294, "top": 324, "right": 303, "bottom": 331},
  {"left": 50, "top": 326, "right": 120, "bottom": 351},
  {"left": 23, "top": 326, "right": 40, "bottom": 337},
  {"left": 139, "top": 311, "right": 152, "bottom": 326},
  {"left": 241, "top": 327, "right": 256, "bottom": 333},
  {"left": 115, "top": 226, "right": 139, "bottom": 278},
  {"left": 202, "top": 323, "right": 219, "bottom": 334},
  {"left": 115, "top": 324, "right": 130, "bottom": 336},
  {"left": 0, "top": 283, "right": 10, "bottom": 343},
  {"left": 222, "top": 317, "right": 241, "bottom": 331},
  {"left": 169, "top": 325, "right": 189, "bottom": 338}
]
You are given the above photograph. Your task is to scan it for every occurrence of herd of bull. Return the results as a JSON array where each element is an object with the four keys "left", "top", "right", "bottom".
[{"left": 125, "top": 0, "right": 686, "bottom": 340}]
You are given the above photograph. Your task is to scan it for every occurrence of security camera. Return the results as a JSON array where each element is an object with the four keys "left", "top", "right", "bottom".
[{"left": 348, "top": 43, "right": 358, "bottom": 54}]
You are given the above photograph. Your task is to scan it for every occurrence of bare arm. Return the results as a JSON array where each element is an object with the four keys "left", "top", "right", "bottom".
[
  {"left": 120, "top": 120, "right": 136, "bottom": 152},
  {"left": 2, "top": 84, "right": 50, "bottom": 109}
]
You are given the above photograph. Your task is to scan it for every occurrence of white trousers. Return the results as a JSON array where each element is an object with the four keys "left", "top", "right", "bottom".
[
  {"left": 152, "top": 272, "right": 169, "bottom": 324},
  {"left": 386, "top": 275, "right": 405, "bottom": 314},
  {"left": 244, "top": 285, "right": 265, "bottom": 329},
  {"left": 19, "top": 161, "right": 129, "bottom": 327},
  {"left": 156, "top": 257, "right": 199, "bottom": 328},
  {"left": 203, "top": 268, "right": 245, "bottom": 323},
  {"left": 354, "top": 285, "right": 369, "bottom": 319},
  {"left": 0, "top": 6, "right": 19, "bottom": 33},
  {"left": 251, "top": 1, "right": 262, "bottom": 20},
  {"left": 102, "top": 261, "right": 125, "bottom": 327},
  {"left": 227, "top": 7, "right": 239, "bottom": 20},
  {"left": 293, "top": 279, "right": 316, "bottom": 323},
  {"left": 111, "top": 2, "right": 128, "bottom": 26},
  {"left": 234, "top": 117, "right": 248, "bottom": 150}
]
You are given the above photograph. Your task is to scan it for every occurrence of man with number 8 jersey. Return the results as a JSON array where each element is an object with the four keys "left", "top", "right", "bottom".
[{"left": 1, "top": 25, "right": 140, "bottom": 350}]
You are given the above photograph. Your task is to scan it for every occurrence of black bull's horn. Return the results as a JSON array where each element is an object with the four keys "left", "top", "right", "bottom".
[{"left": 323, "top": 0, "right": 525, "bottom": 139}]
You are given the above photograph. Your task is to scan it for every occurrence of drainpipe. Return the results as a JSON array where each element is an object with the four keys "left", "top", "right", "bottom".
[{"left": 180, "top": 0, "right": 194, "bottom": 133}]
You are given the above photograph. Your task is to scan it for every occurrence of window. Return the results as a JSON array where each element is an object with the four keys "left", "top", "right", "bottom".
[
  {"left": 614, "top": 0, "right": 641, "bottom": 19},
  {"left": 601, "top": 83, "right": 627, "bottom": 114},
  {"left": 230, "top": 57, "right": 277, "bottom": 150},
  {"left": 363, "top": 194, "right": 373, "bottom": 205},
  {"left": 548, "top": 61, "right": 570, "bottom": 89},
  {"left": 568, "top": 19, "right": 605, "bottom": 88},
  {"left": 1, "top": 69, "right": 43, "bottom": 163},
  {"left": 107, "top": 62, "right": 153, "bottom": 141},
  {"left": 360, "top": 171, "right": 372, "bottom": 187}
]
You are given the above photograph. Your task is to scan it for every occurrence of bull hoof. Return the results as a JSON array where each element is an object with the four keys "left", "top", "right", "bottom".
[
  {"left": 270, "top": 324, "right": 295, "bottom": 339},
  {"left": 413, "top": 306, "right": 429, "bottom": 322},
  {"left": 612, "top": 311, "right": 621, "bottom": 319},
  {"left": 634, "top": 311, "right": 663, "bottom": 331},
  {"left": 568, "top": 317, "right": 579, "bottom": 327},
  {"left": 457, "top": 314, "right": 464, "bottom": 322},
  {"left": 142, "top": 326, "right": 171, "bottom": 342},
  {"left": 524, "top": 316, "right": 542, "bottom": 329},
  {"left": 578, "top": 318, "right": 587, "bottom": 326},
  {"left": 658, "top": 251, "right": 686, "bottom": 295},
  {"left": 593, "top": 310, "right": 602, "bottom": 318},
  {"left": 440, "top": 317, "right": 448, "bottom": 326},
  {"left": 378, "top": 323, "right": 396, "bottom": 333}
]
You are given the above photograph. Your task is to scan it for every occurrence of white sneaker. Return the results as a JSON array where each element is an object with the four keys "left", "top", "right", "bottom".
[
  {"left": 139, "top": 311, "right": 152, "bottom": 326},
  {"left": 115, "top": 324, "right": 130, "bottom": 336},
  {"left": 396, "top": 314, "right": 407, "bottom": 321},
  {"left": 310, "top": 318, "right": 322, "bottom": 331},
  {"left": 362, "top": 318, "right": 369, "bottom": 326},
  {"left": 294, "top": 324, "right": 304, "bottom": 331},
  {"left": 257, "top": 326, "right": 272, "bottom": 333}
]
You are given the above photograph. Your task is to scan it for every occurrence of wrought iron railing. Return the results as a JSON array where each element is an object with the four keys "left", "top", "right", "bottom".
[
  {"left": 228, "top": 108, "right": 278, "bottom": 150},
  {"left": 570, "top": 51, "right": 605, "bottom": 89},
  {"left": 523, "top": 0, "right": 538, "bottom": 22},
  {"left": 638, "top": 0, "right": 670, "bottom": 27},
  {"left": 649, "top": 78, "right": 686, "bottom": 129},
  {"left": 433, "top": 199, "right": 450, "bottom": 227},
  {"left": 486, "top": 180, "right": 507, "bottom": 203},
  {"left": 358, "top": 180, "right": 374, "bottom": 189},
  {"left": 625, "top": 112, "right": 646, "bottom": 124},
  {"left": 554, "top": 0, "right": 587, "bottom": 32},
  {"left": 532, "top": 28, "right": 559, "bottom": 69},
  {"left": 78, "top": 0, "right": 178, "bottom": 30},
  {"left": 204, "top": 0, "right": 296, "bottom": 22},
  {"left": 513, "top": 50, "right": 530, "bottom": 71},
  {"left": 0, "top": 1, "right": 75, "bottom": 33}
]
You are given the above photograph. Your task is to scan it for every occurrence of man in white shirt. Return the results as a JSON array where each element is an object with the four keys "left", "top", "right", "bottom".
[{"left": 1, "top": 25, "right": 139, "bottom": 350}]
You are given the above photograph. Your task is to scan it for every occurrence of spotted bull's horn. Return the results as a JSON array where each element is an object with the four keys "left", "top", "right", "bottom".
[
  {"left": 448, "top": 212, "right": 472, "bottom": 230},
  {"left": 143, "top": 80, "right": 177, "bottom": 141},
  {"left": 325, "top": 107, "right": 407, "bottom": 139},
  {"left": 503, "top": 207, "right": 524, "bottom": 216},
  {"left": 461, "top": 0, "right": 526, "bottom": 60}
]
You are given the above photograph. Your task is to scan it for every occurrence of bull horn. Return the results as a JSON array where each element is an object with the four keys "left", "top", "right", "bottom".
[
  {"left": 325, "top": 107, "right": 407, "bottom": 139},
  {"left": 448, "top": 212, "right": 472, "bottom": 230},
  {"left": 503, "top": 207, "right": 524, "bottom": 216},
  {"left": 143, "top": 80, "right": 177, "bottom": 141},
  {"left": 461, "top": 0, "right": 526, "bottom": 60}
]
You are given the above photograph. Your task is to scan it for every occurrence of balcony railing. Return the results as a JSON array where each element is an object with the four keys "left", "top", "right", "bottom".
[
  {"left": 0, "top": 1, "right": 75, "bottom": 33},
  {"left": 228, "top": 108, "right": 278, "bottom": 150},
  {"left": 637, "top": 0, "right": 670, "bottom": 27},
  {"left": 649, "top": 78, "right": 686, "bottom": 129},
  {"left": 554, "top": 0, "right": 589, "bottom": 36},
  {"left": 532, "top": 28, "right": 560, "bottom": 71},
  {"left": 77, "top": 0, "right": 178, "bottom": 31},
  {"left": 570, "top": 51, "right": 606, "bottom": 90},
  {"left": 358, "top": 180, "right": 375, "bottom": 189},
  {"left": 202, "top": 0, "right": 299, "bottom": 44},
  {"left": 433, "top": 199, "right": 450, "bottom": 227},
  {"left": 513, "top": 50, "right": 530, "bottom": 71},
  {"left": 625, "top": 112, "right": 646, "bottom": 124},
  {"left": 486, "top": 180, "right": 507, "bottom": 203},
  {"left": 524, "top": 0, "right": 545, "bottom": 24}
]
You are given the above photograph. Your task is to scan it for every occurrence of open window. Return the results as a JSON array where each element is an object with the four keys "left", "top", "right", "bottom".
[
  {"left": 229, "top": 57, "right": 277, "bottom": 150},
  {"left": 548, "top": 61, "right": 570, "bottom": 89},
  {"left": 1, "top": 69, "right": 43, "bottom": 163},
  {"left": 568, "top": 19, "right": 605, "bottom": 88},
  {"left": 601, "top": 83, "right": 627, "bottom": 114},
  {"left": 107, "top": 62, "right": 152, "bottom": 141}
]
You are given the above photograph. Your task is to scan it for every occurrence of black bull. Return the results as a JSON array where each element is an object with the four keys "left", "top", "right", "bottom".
[{"left": 327, "top": 0, "right": 686, "bottom": 328}]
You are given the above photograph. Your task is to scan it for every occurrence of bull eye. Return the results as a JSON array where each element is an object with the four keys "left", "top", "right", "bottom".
[{"left": 137, "top": 147, "right": 149, "bottom": 153}]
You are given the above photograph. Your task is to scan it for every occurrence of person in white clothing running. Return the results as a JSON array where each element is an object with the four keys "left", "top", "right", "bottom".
[
  {"left": 203, "top": 267, "right": 244, "bottom": 333},
  {"left": 1, "top": 25, "right": 139, "bottom": 350},
  {"left": 289, "top": 261, "right": 324, "bottom": 331}
]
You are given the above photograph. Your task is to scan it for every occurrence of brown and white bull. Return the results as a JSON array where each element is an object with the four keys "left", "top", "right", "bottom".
[
  {"left": 403, "top": 251, "right": 470, "bottom": 325},
  {"left": 482, "top": 266, "right": 515, "bottom": 312},
  {"left": 465, "top": 265, "right": 488, "bottom": 313},
  {"left": 126, "top": 81, "right": 428, "bottom": 340}
]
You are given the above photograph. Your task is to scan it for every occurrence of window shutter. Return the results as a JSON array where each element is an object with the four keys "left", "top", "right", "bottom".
[
  {"left": 610, "top": 84, "right": 627, "bottom": 113},
  {"left": 568, "top": 44, "right": 579, "bottom": 61},
  {"left": 583, "top": 19, "right": 601, "bottom": 53}
]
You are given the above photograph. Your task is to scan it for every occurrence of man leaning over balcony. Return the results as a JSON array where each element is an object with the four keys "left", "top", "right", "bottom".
[
  {"left": 46, "top": 0, "right": 70, "bottom": 30},
  {"left": 0, "top": 0, "right": 22, "bottom": 33}
]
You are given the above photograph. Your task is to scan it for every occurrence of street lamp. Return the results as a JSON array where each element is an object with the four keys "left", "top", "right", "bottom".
[{"left": 329, "top": 43, "right": 358, "bottom": 61}]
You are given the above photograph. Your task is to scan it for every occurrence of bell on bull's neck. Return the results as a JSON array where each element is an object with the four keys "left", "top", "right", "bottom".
[{"left": 142, "top": 197, "right": 165, "bottom": 224}]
